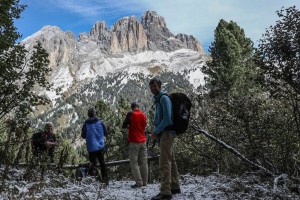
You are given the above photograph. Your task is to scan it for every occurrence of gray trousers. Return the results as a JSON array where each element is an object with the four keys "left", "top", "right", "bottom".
[
  {"left": 159, "top": 131, "right": 180, "bottom": 195},
  {"left": 129, "top": 142, "right": 148, "bottom": 186}
]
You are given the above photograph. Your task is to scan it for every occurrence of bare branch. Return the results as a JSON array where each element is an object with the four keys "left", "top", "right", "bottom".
[{"left": 191, "top": 124, "right": 275, "bottom": 176}]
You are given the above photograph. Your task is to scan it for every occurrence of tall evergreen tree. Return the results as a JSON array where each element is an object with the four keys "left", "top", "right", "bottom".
[
  {"left": 0, "top": 0, "right": 25, "bottom": 50},
  {"left": 0, "top": 0, "right": 51, "bottom": 120},
  {"left": 203, "top": 19, "right": 260, "bottom": 97}
]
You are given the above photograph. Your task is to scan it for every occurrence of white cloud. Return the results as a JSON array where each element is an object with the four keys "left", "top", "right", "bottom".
[
  {"left": 47, "top": 0, "right": 145, "bottom": 22},
  {"left": 22, "top": 0, "right": 300, "bottom": 50},
  {"left": 140, "top": 0, "right": 300, "bottom": 48}
]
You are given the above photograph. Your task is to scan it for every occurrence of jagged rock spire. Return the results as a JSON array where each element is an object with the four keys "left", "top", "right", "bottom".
[
  {"left": 23, "top": 11, "right": 205, "bottom": 56},
  {"left": 110, "top": 16, "right": 147, "bottom": 53},
  {"left": 85, "top": 10, "right": 205, "bottom": 54}
]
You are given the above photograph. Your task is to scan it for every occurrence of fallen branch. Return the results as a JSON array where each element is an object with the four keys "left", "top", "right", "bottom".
[{"left": 191, "top": 124, "right": 275, "bottom": 176}]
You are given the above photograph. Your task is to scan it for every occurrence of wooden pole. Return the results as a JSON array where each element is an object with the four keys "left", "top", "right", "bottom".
[{"left": 17, "top": 155, "right": 159, "bottom": 170}]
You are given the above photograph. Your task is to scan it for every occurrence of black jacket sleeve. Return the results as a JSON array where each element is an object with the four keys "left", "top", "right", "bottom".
[
  {"left": 49, "top": 134, "right": 57, "bottom": 142},
  {"left": 81, "top": 123, "right": 87, "bottom": 139},
  {"left": 122, "top": 112, "right": 132, "bottom": 129}
]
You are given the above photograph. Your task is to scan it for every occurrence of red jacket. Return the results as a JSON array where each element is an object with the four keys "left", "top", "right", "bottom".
[{"left": 122, "top": 109, "right": 147, "bottom": 143}]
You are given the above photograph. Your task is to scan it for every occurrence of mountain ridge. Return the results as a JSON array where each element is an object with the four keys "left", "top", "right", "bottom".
[
  {"left": 21, "top": 10, "right": 208, "bottom": 106},
  {"left": 21, "top": 11, "right": 209, "bottom": 132}
]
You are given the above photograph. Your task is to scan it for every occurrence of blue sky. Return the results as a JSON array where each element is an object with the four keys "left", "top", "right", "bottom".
[{"left": 16, "top": 0, "right": 300, "bottom": 51}]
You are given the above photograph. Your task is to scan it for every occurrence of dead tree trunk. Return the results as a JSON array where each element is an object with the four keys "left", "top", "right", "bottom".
[{"left": 191, "top": 124, "right": 275, "bottom": 176}]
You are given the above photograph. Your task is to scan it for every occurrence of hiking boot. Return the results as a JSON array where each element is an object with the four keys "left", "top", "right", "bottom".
[
  {"left": 131, "top": 184, "right": 142, "bottom": 188},
  {"left": 171, "top": 188, "right": 181, "bottom": 194},
  {"left": 104, "top": 180, "right": 109, "bottom": 186},
  {"left": 101, "top": 177, "right": 109, "bottom": 185},
  {"left": 151, "top": 193, "right": 172, "bottom": 200}
]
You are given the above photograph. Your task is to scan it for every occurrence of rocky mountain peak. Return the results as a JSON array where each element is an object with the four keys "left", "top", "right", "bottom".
[
  {"left": 77, "top": 11, "right": 205, "bottom": 54},
  {"left": 139, "top": 11, "right": 205, "bottom": 53},
  {"left": 20, "top": 11, "right": 208, "bottom": 103},
  {"left": 141, "top": 11, "right": 169, "bottom": 31},
  {"left": 109, "top": 16, "right": 147, "bottom": 53},
  {"left": 175, "top": 33, "right": 205, "bottom": 53},
  {"left": 90, "top": 21, "right": 108, "bottom": 38},
  {"left": 65, "top": 31, "right": 76, "bottom": 41},
  {"left": 25, "top": 11, "right": 205, "bottom": 55},
  {"left": 23, "top": 25, "right": 63, "bottom": 43},
  {"left": 22, "top": 25, "right": 76, "bottom": 69},
  {"left": 89, "top": 21, "right": 111, "bottom": 51},
  {"left": 141, "top": 11, "right": 174, "bottom": 42},
  {"left": 112, "top": 16, "right": 138, "bottom": 29}
]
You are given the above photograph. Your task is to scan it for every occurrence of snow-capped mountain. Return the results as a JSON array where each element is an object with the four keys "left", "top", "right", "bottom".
[
  {"left": 22, "top": 11, "right": 208, "bottom": 106},
  {"left": 22, "top": 11, "right": 210, "bottom": 131}
]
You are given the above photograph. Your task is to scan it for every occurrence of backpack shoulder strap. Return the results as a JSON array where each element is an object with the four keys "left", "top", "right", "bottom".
[
  {"left": 156, "top": 94, "right": 173, "bottom": 122},
  {"left": 157, "top": 93, "right": 169, "bottom": 106}
]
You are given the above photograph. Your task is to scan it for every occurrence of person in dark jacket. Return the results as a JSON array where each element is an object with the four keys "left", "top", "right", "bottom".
[
  {"left": 32, "top": 122, "right": 58, "bottom": 163},
  {"left": 122, "top": 102, "right": 148, "bottom": 188},
  {"left": 81, "top": 108, "right": 109, "bottom": 184}
]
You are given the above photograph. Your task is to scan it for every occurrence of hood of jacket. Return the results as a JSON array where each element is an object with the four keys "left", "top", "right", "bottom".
[{"left": 85, "top": 117, "right": 99, "bottom": 124}]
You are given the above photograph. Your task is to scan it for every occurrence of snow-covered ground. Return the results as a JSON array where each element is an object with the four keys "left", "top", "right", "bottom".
[{"left": 0, "top": 166, "right": 298, "bottom": 200}]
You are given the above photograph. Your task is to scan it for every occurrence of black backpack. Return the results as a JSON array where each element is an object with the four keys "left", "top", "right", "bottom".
[
  {"left": 31, "top": 131, "right": 45, "bottom": 154},
  {"left": 159, "top": 93, "right": 192, "bottom": 134}
]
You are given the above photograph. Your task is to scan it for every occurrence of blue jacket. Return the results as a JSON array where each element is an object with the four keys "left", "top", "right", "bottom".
[
  {"left": 153, "top": 91, "right": 175, "bottom": 135},
  {"left": 81, "top": 117, "right": 107, "bottom": 152}
]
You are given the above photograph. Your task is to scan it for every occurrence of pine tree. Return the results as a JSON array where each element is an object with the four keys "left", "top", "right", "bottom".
[
  {"left": 0, "top": 0, "right": 52, "bottom": 120},
  {"left": 203, "top": 19, "right": 260, "bottom": 97}
]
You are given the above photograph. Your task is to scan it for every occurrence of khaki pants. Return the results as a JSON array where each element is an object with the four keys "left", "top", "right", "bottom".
[
  {"left": 159, "top": 131, "right": 180, "bottom": 195},
  {"left": 129, "top": 142, "right": 148, "bottom": 186}
]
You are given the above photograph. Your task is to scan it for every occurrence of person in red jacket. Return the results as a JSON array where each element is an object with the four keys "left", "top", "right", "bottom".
[{"left": 122, "top": 102, "right": 148, "bottom": 188}]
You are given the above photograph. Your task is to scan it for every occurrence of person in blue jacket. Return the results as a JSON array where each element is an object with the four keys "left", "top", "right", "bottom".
[
  {"left": 149, "top": 78, "right": 181, "bottom": 200},
  {"left": 81, "top": 108, "right": 109, "bottom": 184}
]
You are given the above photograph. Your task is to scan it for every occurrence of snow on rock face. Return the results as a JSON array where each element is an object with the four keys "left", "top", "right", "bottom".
[
  {"left": 21, "top": 12, "right": 209, "bottom": 104},
  {"left": 53, "top": 48, "right": 207, "bottom": 102},
  {"left": 29, "top": 33, "right": 208, "bottom": 102}
]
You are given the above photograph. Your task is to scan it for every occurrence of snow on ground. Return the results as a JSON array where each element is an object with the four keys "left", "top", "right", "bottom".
[{"left": 0, "top": 166, "right": 298, "bottom": 200}]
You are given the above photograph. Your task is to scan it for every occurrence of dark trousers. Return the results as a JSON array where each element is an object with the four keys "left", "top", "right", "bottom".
[
  {"left": 88, "top": 149, "right": 108, "bottom": 179},
  {"left": 33, "top": 146, "right": 55, "bottom": 163}
]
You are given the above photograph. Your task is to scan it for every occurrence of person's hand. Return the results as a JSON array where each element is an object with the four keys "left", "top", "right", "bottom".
[
  {"left": 45, "top": 141, "right": 51, "bottom": 147},
  {"left": 45, "top": 141, "right": 58, "bottom": 147},
  {"left": 150, "top": 133, "right": 157, "bottom": 139}
]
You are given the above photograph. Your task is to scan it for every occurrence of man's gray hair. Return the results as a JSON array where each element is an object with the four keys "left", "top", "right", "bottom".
[{"left": 45, "top": 122, "right": 53, "bottom": 128}]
